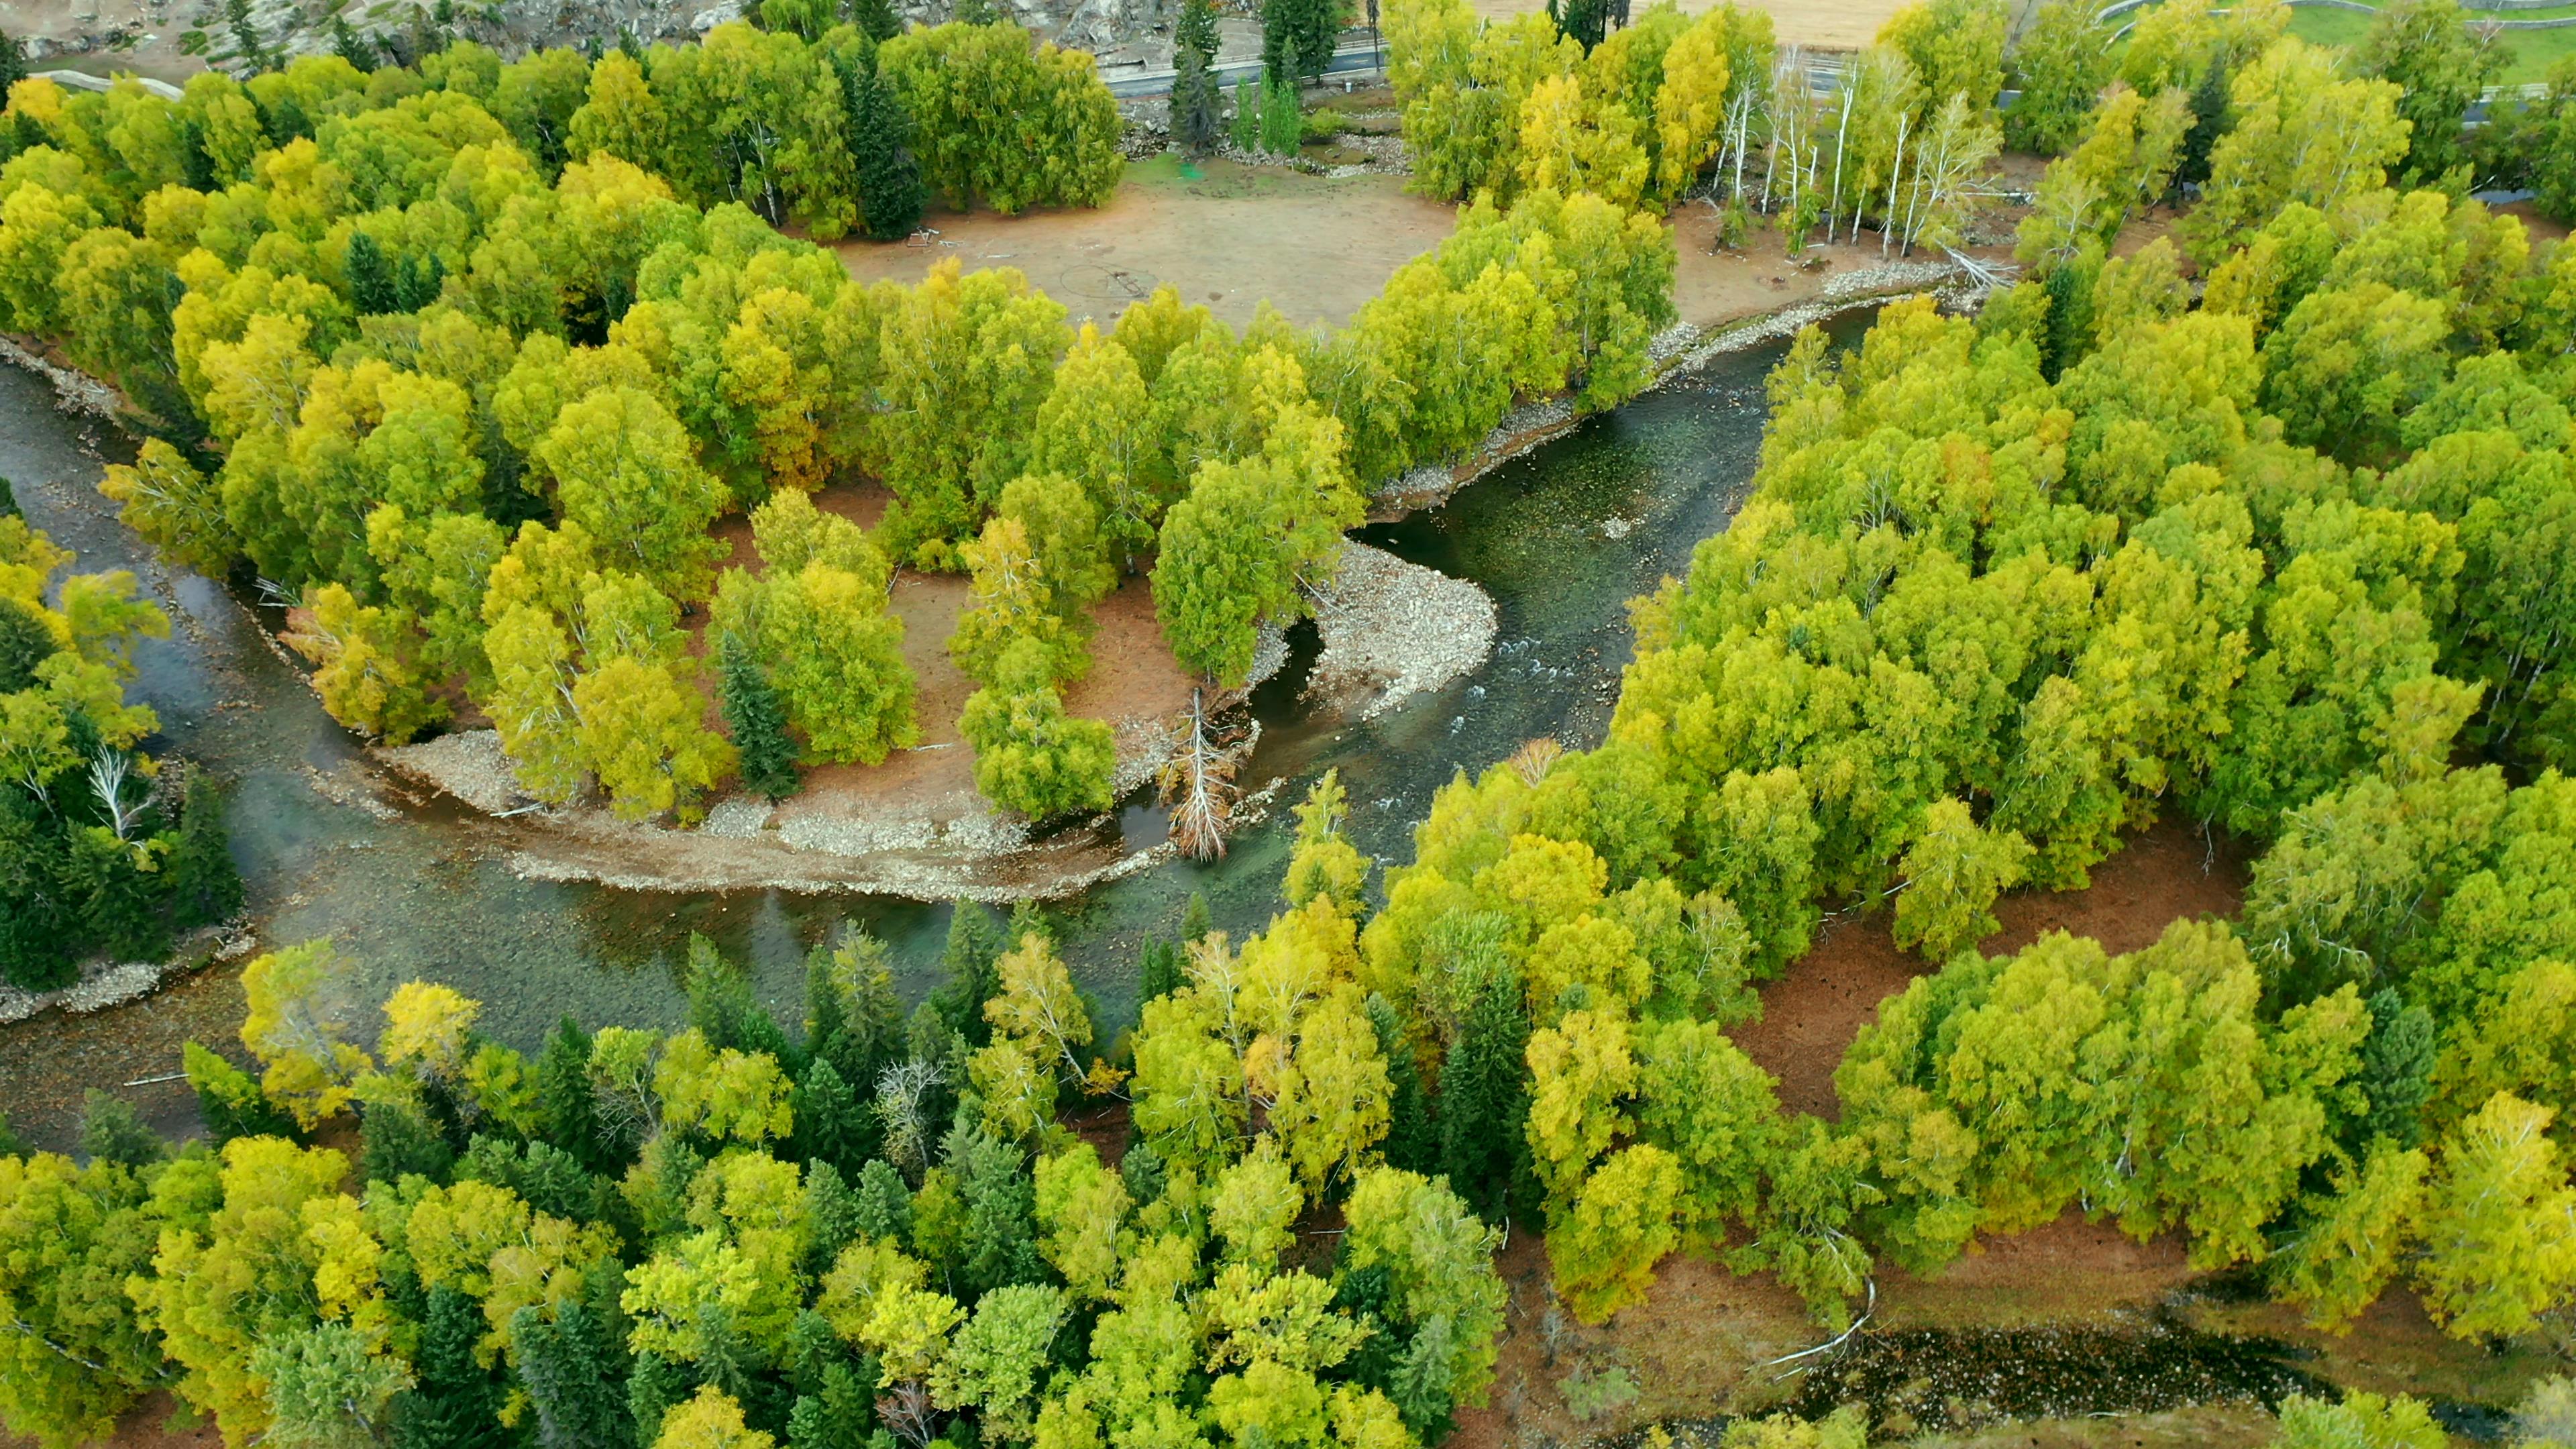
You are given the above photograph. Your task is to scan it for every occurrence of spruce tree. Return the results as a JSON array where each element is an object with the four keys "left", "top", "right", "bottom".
[
  {"left": 517, "top": 1298, "right": 635, "bottom": 1449},
  {"left": 535, "top": 1016, "right": 610, "bottom": 1172},
  {"left": 1170, "top": 0, "right": 1223, "bottom": 155},
  {"left": 79, "top": 1090, "right": 166, "bottom": 1167},
  {"left": 932, "top": 902, "right": 1006, "bottom": 1046},
  {"left": 2354, "top": 989, "right": 2437, "bottom": 1150},
  {"left": 1366, "top": 993, "right": 1436, "bottom": 1175},
  {"left": 951, "top": 1122, "right": 1043, "bottom": 1295},
  {"left": 720, "top": 632, "right": 801, "bottom": 802},
  {"left": 1438, "top": 965, "right": 1533, "bottom": 1224},
  {"left": 345, "top": 231, "right": 397, "bottom": 315},
  {"left": 361, "top": 1101, "right": 456, "bottom": 1185},
  {"left": 853, "top": 1158, "right": 916, "bottom": 1244},
  {"left": 396, "top": 1287, "right": 508, "bottom": 1448},
  {"left": 2176, "top": 54, "right": 2230, "bottom": 190},
  {"left": 0, "top": 32, "right": 27, "bottom": 94},
  {"left": 803, "top": 1164, "right": 865, "bottom": 1273},
  {"left": 839, "top": 53, "right": 928, "bottom": 241},
  {"left": 164, "top": 765, "right": 243, "bottom": 929},
  {"left": 686, "top": 934, "right": 790, "bottom": 1062},
  {"left": 1137, "top": 934, "right": 1186, "bottom": 1004},
  {"left": 851, "top": 0, "right": 900, "bottom": 39},
  {"left": 1181, "top": 890, "right": 1212, "bottom": 947},
  {"left": 796, "top": 1056, "right": 873, "bottom": 1177}
]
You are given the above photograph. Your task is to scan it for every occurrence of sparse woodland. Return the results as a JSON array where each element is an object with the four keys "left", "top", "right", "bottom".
[{"left": 2, "top": 0, "right": 2576, "bottom": 1443}]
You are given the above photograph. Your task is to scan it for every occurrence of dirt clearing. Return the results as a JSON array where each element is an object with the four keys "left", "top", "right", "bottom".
[
  {"left": 1735, "top": 820, "right": 2253, "bottom": 1121},
  {"left": 838, "top": 156, "right": 1462, "bottom": 333}
]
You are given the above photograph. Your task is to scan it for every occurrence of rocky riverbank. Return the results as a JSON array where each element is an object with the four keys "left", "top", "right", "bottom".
[{"left": 1306, "top": 541, "right": 1499, "bottom": 721}]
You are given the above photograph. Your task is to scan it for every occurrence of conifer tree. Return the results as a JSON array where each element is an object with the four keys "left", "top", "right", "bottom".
[
  {"left": 840, "top": 51, "right": 928, "bottom": 241},
  {"left": 1171, "top": 0, "right": 1224, "bottom": 155},
  {"left": 1366, "top": 993, "right": 1437, "bottom": 1175},
  {"left": 165, "top": 764, "right": 244, "bottom": 928},
  {"left": 515, "top": 1298, "right": 634, "bottom": 1449},
  {"left": 1440, "top": 965, "right": 1534, "bottom": 1224},
  {"left": 1137, "top": 934, "right": 1186, "bottom": 1004},
  {"left": 934, "top": 902, "right": 1008, "bottom": 1046},
  {"left": 536, "top": 1016, "right": 610, "bottom": 1172},
  {"left": 720, "top": 632, "right": 800, "bottom": 803},
  {"left": 395, "top": 1287, "right": 509, "bottom": 1448},
  {"left": 345, "top": 232, "right": 398, "bottom": 317},
  {"left": 796, "top": 1056, "right": 874, "bottom": 1177}
]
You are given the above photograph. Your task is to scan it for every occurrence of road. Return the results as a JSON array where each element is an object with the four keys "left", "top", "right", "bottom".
[{"left": 1100, "top": 40, "right": 1387, "bottom": 99}]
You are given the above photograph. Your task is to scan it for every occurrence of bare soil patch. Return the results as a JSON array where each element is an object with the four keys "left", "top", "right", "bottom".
[
  {"left": 1735, "top": 820, "right": 2251, "bottom": 1122},
  {"left": 837, "top": 156, "right": 1462, "bottom": 333}
]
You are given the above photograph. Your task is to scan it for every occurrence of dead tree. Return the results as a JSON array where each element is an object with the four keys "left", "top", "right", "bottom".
[{"left": 1160, "top": 687, "right": 1241, "bottom": 860}]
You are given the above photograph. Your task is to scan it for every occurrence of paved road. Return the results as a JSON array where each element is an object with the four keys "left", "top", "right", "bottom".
[{"left": 1101, "top": 40, "right": 1387, "bottom": 99}]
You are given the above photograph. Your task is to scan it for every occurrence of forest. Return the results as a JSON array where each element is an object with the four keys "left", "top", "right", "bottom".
[
  {"left": 3, "top": 0, "right": 2576, "bottom": 1442},
  {"left": 0, "top": 12, "right": 1673, "bottom": 877}
]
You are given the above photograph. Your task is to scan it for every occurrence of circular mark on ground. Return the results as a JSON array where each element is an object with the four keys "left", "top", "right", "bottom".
[{"left": 1057, "top": 262, "right": 1159, "bottom": 304}]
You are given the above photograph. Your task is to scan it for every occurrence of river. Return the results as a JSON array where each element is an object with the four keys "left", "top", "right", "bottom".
[{"left": 0, "top": 311, "right": 1870, "bottom": 1150}]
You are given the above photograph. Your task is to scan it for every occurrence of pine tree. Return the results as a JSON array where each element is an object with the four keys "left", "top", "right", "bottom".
[
  {"left": 164, "top": 764, "right": 243, "bottom": 929},
  {"left": 361, "top": 1101, "right": 456, "bottom": 1185},
  {"left": 686, "top": 934, "right": 791, "bottom": 1062},
  {"left": 2354, "top": 989, "right": 2437, "bottom": 1151},
  {"left": 345, "top": 231, "right": 398, "bottom": 317},
  {"left": 517, "top": 1298, "right": 635, "bottom": 1449},
  {"left": 1366, "top": 994, "right": 1436, "bottom": 1175},
  {"left": 1171, "top": 0, "right": 1223, "bottom": 155},
  {"left": 1439, "top": 965, "right": 1534, "bottom": 1224},
  {"left": 851, "top": 0, "right": 900, "bottom": 40},
  {"left": 2176, "top": 55, "right": 2230, "bottom": 190},
  {"left": 1137, "top": 935, "right": 1186, "bottom": 1004},
  {"left": 854, "top": 1157, "right": 916, "bottom": 1243},
  {"left": 720, "top": 632, "right": 800, "bottom": 803},
  {"left": 535, "top": 1016, "right": 610, "bottom": 1172},
  {"left": 796, "top": 1056, "right": 873, "bottom": 1177},
  {"left": 839, "top": 52, "right": 928, "bottom": 242},
  {"left": 395, "top": 1287, "right": 508, "bottom": 1448},
  {"left": 933, "top": 902, "right": 1006, "bottom": 1046}
]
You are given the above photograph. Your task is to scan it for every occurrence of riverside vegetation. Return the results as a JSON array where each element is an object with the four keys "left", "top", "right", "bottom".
[
  {"left": 0, "top": 14, "right": 1672, "bottom": 844},
  {"left": 2, "top": 0, "right": 2576, "bottom": 1443}
]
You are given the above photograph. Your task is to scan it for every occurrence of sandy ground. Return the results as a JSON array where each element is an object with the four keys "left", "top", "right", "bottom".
[
  {"left": 1735, "top": 820, "right": 2251, "bottom": 1122},
  {"left": 843, "top": 145, "right": 2002, "bottom": 350},
  {"left": 839, "top": 154, "right": 1464, "bottom": 333}
]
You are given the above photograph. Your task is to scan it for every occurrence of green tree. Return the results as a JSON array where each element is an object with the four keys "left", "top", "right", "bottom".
[
  {"left": 2004, "top": 0, "right": 2111, "bottom": 156},
  {"left": 514, "top": 1298, "right": 634, "bottom": 1449},
  {"left": 1548, "top": 1144, "right": 1684, "bottom": 1323},
  {"left": 2355, "top": 0, "right": 2501, "bottom": 189},
  {"left": 959, "top": 638, "right": 1117, "bottom": 822},
  {"left": 835, "top": 46, "right": 927, "bottom": 241},
  {"left": 534, "top": 386, "right": 728, "bottom": 600},
  {"left": 719, "top": 631, "right": 799, "bottom": 801},
  {"left": 2267, "top": 1391, "right": 2445, "bottom": 1449},
  {"left": 253, "top": 1322, "right": 412, "bottom": 1449},
  {"left": 2414, "top": 1091, "right": 2576, "bottom": 1339},
  {"left": 1171, "top": 0, "right": 1224, "bottom": 154},
  {"left": 1890, "top": 798, "right": 2033, "bottom": 961}
]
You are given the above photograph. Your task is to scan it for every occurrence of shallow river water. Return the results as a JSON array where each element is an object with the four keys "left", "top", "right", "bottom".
[{"left": 0, "top": 311, "right": 1870, "bottom": 1148}]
